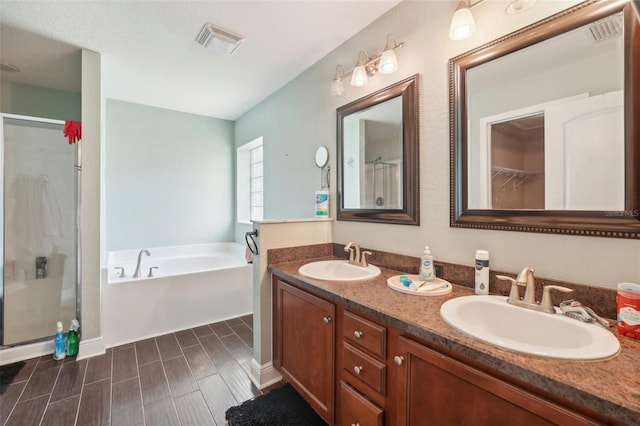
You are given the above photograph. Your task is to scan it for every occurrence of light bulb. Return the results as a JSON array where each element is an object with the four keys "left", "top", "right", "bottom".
[
  {"left": 351, "top": 65, "right": 368, "bottom": 87},
  {"left": 449, "top": 2, "right": 476, "bottom": 41},
  {"left": 379, "top": 49, "right": 398, "bottom": 74},
  {"left": 330, "top": 77, "right": 345, "bottom": 96}
]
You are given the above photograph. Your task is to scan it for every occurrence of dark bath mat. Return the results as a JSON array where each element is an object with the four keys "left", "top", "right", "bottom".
[
  {"left": 226, "top": 383, "right": 327, "bottom": 426},
  {"left": 0, "top": 361, "right": 26, "bottom": 394}
]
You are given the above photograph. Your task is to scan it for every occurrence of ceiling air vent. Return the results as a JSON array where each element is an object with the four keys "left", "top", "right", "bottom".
[
  {"left": 195, "top": 23, "right": 245, "bottom": 55},
  {"left": 586, "top": 13, "right": 623, "bottom": 42}
]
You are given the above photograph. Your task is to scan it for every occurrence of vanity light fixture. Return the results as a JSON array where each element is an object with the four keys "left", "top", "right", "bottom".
[
  {"left": 330, "top": 65, "right": 345, "bottom": 97},
  {"left": 449, "top": 0, "right": 477, "bottom": 41},
  {"left": 330, "top": 34, "right": 405, "bottom": 96},
  {"left": 449, "top": 0, "right": 538, "bottom": 41},
  {"left": 379, "top": 34, "right": 400, "bottom": 74},
  {"left": 351, "top": 51, "right": 369, "bottom": 87}
]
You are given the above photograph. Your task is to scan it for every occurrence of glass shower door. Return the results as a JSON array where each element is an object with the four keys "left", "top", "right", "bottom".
[{"left": 1, "top": 115, "right": 78, "bottom": 346}]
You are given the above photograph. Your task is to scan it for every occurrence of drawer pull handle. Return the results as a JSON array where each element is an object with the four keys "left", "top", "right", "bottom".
[
  {"left": 354, "top": 330, "right": 363, "bottom": 339},
  {"left": 323, "top": 316, "right": 332, "bottom": 324},
  {"left": 394, "top": 355, "right": 404, "bottom": 366},
  {"left": 353, "top": 365, "right": 363, "bottom": 375},
  {"left": 351, "top": 424, "right": 361, "bottom": 426}
]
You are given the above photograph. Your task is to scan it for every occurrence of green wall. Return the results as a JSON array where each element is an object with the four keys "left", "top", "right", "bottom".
[
  {"left": 105, "top": 99, "right": 235, "bottom": 250},
  {"left": 1, "top": 81, "right": 80, "bottom": 121}
]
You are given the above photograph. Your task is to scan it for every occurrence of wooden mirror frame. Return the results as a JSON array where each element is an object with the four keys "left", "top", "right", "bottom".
[
  {"left": 337, "top": 74, "right": 420, "bottom": 225},
  {"left": 450, "top": 0, "right": 640, "bottom": 239}
]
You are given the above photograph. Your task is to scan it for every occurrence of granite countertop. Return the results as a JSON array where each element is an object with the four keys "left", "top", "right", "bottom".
[{"left": 269, "top": 257, "right": 640, "bottom": 425}]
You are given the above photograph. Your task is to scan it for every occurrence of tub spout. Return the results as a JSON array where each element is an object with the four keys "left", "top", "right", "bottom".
[{"left": 133, "top": 249, "right": 150, "bottom": 278}]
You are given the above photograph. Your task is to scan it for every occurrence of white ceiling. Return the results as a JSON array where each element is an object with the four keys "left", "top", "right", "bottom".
[{"left": 0, "top": 0, "right": 402, "bottom": 120}]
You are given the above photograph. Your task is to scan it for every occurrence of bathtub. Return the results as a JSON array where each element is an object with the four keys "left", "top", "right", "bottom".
[{"left": 102, "top": 242, "right": 252, "bottom": 347}]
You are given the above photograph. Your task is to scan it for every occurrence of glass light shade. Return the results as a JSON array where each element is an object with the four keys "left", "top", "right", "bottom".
[
  {"left": 449, "top": 6, "right": 476, "bottom": 40},
  {"left": 351, "top": 65, "right": 368, "bottom": 87},
  {"left": 379, "top": 49, "right": 398, "bottom": 74},
  {"left": 330, "top": 77, "right": 345, "bottom": 96}
]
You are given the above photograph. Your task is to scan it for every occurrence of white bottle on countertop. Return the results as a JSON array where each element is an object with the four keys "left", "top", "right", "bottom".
[
  {"left": 475, "top": 250, "right": 490, "bottom": 295},
  {"left": 419, "top": 246, "right": 435, "bottom": 282}
]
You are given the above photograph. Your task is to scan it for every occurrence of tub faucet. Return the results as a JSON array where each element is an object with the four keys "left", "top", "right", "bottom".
[{"left": 133, "top": 249, "right": 150, "bottom": 278}]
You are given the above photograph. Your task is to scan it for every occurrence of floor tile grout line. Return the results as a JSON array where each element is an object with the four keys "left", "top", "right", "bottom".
[
  {"left": 37, "top": 358, "right": 65, "bottom": 426},
  {"left": 134, "top": 340, "right": 147, "bottom": 426},
  {"left": 155, "top": 335, "right": 182, "bottom": 426},
  {"left": 109, "top": 348, "right": 114, "bottom": 426},
  {"left": 70, "top": 359, "right": 89, "bottom": 426},
  {"left": 193, "top": 325, "right": 244, "bottom": 419}
]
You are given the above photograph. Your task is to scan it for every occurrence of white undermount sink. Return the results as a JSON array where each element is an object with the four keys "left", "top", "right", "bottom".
[
  {"left": 298, "top": 260, "right": 381, "bottom": 281},
  {"left": 440, "top": 295, "right": 620, "bottom": 360}
]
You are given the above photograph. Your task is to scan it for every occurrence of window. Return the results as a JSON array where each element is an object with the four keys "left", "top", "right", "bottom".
[{"left": 237, "top": 137, "right": 263, "bottom": 223}]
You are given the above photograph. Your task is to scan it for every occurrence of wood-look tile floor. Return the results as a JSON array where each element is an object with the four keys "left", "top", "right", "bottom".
[{"left": 0, "top": 314, "right": 259, "bottom": 426}]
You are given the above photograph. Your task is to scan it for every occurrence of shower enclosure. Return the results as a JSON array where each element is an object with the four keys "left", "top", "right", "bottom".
[
  {"left": 364, "top": 157, "right": 402, "bottom": 209},
  {"left": 1, "top": 114, "right": 79, "bottom": 346}
]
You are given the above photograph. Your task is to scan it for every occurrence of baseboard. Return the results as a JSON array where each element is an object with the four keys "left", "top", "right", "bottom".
[
  {"left": 76, "top": 337, "right": 106, "bottom": 360},
  {"left": 249, "top": 358, "right": 283, "bottom": 390},
  {"left": 0, "top": 340, "right": 54, "bottom": 366}
]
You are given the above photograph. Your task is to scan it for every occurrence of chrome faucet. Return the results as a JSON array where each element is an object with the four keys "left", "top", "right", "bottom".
[
  {"left": 497, "top": 267, "right": 572, "bottom": 313},
  {"left": 133, "top": 249, "right": 150, "bottom": 278}
]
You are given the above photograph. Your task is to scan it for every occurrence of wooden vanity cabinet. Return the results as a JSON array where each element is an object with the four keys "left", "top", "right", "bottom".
[
  {"left": 272, "top": 276, "right": 608, "bottom": 426},
  {"left": 273, "top": 279, "right": 335, "bottom": 424},
  {"left": 391, "top": 336, "right": 603, "bottom": 426},
  {"left": 337, "top": 307, "right": 389, "bottom": 425}
]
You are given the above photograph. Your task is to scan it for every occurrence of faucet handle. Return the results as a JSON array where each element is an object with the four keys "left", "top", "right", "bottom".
[
  {"left": 114, "top": 267, "right": 126, "bottom": 278},
  {"left": 540, "top": 285, "right": 573, "bottom": 314},
  {"left": 147, "top": 266, "right": 159, "bottom": 278},
  {"left": 497, "top": 275, "right": 519, "bottom": 301},
  {"left": 360, "top": 251, "right": 373, "bottom": 267}
]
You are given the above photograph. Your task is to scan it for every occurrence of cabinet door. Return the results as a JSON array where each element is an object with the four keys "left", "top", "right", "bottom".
[
  {"left": 273, "top": 280, "right": 335, "bottom": 423},
  {"left": 394, "top": 336, "right": 600, "bottom": 426}
]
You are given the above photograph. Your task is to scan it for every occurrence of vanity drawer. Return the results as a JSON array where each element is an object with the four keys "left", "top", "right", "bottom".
[
  {"left": 343, "top": 343, "right": 386, "bottom": 395},
  {"left": 339, "top": 381, "right": 383, "bottom": 426},
  {"left": 343, "top": 310, "right": 386, "bottom": 358}
]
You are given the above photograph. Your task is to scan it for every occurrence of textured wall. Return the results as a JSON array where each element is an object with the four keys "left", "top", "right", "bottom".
[{"left": 235, "top": 0, "right": 640, "bottom": 289}]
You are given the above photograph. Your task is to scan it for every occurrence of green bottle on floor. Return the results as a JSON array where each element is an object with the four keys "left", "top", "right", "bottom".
[{"left": 67, "top": 319, "right": 80, "bottom": 357}]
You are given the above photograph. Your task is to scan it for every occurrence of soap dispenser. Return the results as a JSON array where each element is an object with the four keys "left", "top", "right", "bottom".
[
  {"left": 419, "top": 246, "right": 435, "bottom": 282},
  {"left": 475, "top": 250, "right": 490, "bottom": 295}
]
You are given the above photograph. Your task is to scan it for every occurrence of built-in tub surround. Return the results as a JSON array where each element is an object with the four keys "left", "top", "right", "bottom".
[
  {"left": 268, "top": 249, "right": 640, "bottom": 424},
  {"left": 102, "top": 242, "right": 252, "bottom": 347}
]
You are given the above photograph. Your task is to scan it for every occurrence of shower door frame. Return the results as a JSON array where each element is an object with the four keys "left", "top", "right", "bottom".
[{"left": 0, "top": 113, "right": 82, "bottom": 347}]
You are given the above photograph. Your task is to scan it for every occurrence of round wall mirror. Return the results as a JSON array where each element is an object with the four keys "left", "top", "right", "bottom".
[{"left": 315, "top": 146, "right": 329, "bottom": 168}]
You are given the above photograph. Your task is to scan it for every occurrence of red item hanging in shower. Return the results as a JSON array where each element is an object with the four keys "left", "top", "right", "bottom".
[{"left": 63, "top": 121, "right": 82, "bottom": 144}]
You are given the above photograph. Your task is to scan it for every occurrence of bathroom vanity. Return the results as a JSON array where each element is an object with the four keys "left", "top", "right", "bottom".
[{"left": 270, "top": 258, "right": 640, "bottom": 426}]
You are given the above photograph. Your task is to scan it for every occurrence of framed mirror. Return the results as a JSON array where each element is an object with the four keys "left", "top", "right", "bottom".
[
  {"left": 450, "top": 0, "right": 640, "bottom": 238},
  {"left": 337, "top": 74, "right": 419, "bottom": 225}
]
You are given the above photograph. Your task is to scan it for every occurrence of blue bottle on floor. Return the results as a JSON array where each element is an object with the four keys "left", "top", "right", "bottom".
[{"left": 53, "top": 321, "right": 66, "bottom": 360}]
